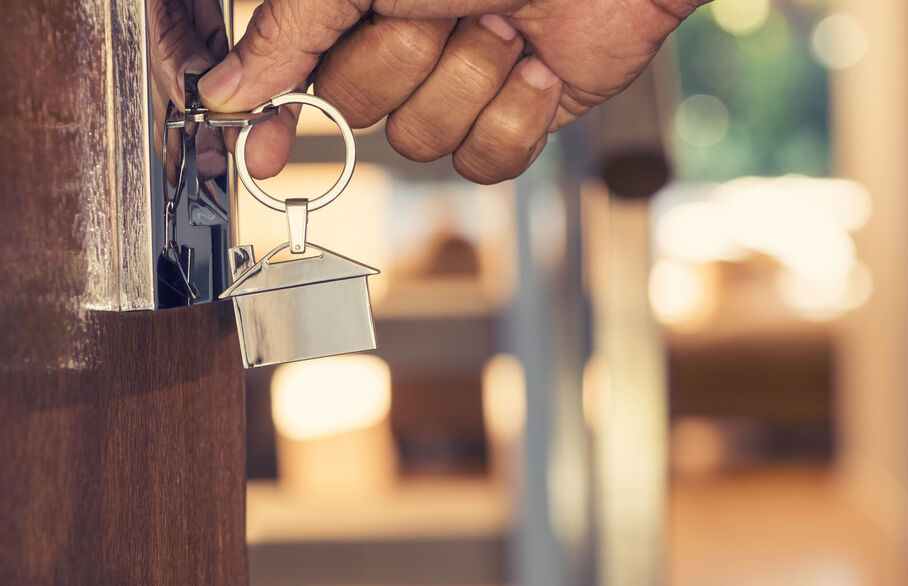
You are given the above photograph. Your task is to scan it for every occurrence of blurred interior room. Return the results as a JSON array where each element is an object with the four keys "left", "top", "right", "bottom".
[{"left": 233, "top": 0, "right": 908, "bottom": 584}]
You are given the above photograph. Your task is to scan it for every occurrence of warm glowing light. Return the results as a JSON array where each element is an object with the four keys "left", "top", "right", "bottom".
[
  {"left": 654, "top": 201, "right": 739, "bottom": 262},
  {"left": 481, "top": 354, "right": 526, "bottom": 442},
  {"left": 653, "top": 177, "right": 875, "bottom": 320},
  {"left": 842, "top": 261, "right": 874, "bottom": 311},
  {"left": 675, "top": 95, "right": 730, "bottom": 148},
  {"left": 711, "top": 0, "right": 770, "bottom": 36},
  {"left": 714, "top": 178, "right": 794, "bottom": 254},
  {"left": 811, "top": 12, "right": 868, "bottom": 70},
  {"left": 649, "top": 260, "right": 706, "bottom": 324},
  {"left": 775, "top": 261, "right": 874, "bottom": 320},
  {"left": 776, "top": 217, "right": 854, "bottom": 283},
  {"left": 582, "top": 353, "right": 610, "bottom": 434},
  {"left": 271, "top": 355, "right": 392, "bottom": 441},
  {"left": 774, "top": 176, "right": 871, "bottom": 232},
  {"left": 716, "top": 177, "right": 858, "bottom": 284}
]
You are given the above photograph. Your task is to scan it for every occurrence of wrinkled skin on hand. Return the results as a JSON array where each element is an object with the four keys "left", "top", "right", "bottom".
[
  {"left": 150, "top": 0, "right": 710, "bottom": 185},
  {"left": 147, "top": 0, "right": 230, "bottom": 184}
]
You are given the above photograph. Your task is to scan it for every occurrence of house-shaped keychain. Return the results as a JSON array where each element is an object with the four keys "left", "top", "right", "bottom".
[
  {"left": 217, "top": 91, "right": 380, "bottom": 368},
  {"left": 220, "top": 242, "right": 379, "bottom": 368}
]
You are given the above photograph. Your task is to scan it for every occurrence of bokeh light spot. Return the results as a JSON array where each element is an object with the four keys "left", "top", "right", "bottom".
[
  {"left": 649, "top": 260, "right": 705, "bottom": 324},
  {"left": 711, "top": 0, "right": 771, "bottom": 36},
  {"left": 675, "top": 95, "right": 730, "bottom": 148},
  {"left": 271, "top": 355, "right": 392, "bottom": 441},
  {"left": 810, "top": 12, "right": 868, "bottom": 70}
]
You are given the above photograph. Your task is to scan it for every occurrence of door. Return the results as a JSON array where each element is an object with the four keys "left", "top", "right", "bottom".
[{"left": 0, "top": 1, "right": 248, "bottom": 584}]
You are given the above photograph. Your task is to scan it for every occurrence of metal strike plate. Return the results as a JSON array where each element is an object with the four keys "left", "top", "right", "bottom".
[{"left": 101, "top": 0, "right": 237, "bottom": 310}]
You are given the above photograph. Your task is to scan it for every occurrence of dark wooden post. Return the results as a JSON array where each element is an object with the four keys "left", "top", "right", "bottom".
[{"left": 0, "top": 1, "right": 249, "bottom": 584}]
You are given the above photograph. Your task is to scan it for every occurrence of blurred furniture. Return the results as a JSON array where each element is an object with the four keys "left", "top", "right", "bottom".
[
  {"left": 247, "top": 479, "right": 509, "bottom": 585},
  {"left": 670, "top": 331, "right": 834, "bottom": 462},
  {"left": 670, "top": 466, "right": 884, "bottom": 586}
]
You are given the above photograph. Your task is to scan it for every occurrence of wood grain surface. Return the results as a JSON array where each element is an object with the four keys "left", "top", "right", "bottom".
[{"left": 0, "top": 1, "right": 249, "bottom": 584}]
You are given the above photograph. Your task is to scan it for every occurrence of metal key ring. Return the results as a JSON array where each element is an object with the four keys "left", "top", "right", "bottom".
[{"left": 235, "top": 93, "right": 356, "bottom": 213}]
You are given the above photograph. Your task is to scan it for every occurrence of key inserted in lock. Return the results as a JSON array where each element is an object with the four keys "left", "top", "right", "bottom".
[{"left": 158, "top": 73, "right": 281, "bottom": 305}]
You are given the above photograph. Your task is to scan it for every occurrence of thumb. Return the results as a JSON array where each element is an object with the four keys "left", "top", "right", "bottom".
[{"left": 198, "top": 0, "right": 368, "bottom": 111}]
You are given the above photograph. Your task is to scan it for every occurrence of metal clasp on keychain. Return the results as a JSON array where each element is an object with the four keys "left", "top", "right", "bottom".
[{"left": 160, "top": 73, "right": 278, "bottom": 304}]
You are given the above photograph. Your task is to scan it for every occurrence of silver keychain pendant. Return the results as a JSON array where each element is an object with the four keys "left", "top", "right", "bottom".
[
  {"left": 222, "top": 243, "right": 378, "bottom": 368},
  {"left": 220, "top": 92, "right": 379, "bottom": 368}
]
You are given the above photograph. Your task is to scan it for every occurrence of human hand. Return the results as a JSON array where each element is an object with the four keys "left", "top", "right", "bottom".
[
  {"left": 198, "top": 0, "right": 708, "bottom": 184},
  {"left": 147, "top": 0, "right": 234, "bottom": 184}
]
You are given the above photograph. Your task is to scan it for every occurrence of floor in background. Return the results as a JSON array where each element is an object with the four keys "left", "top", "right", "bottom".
[
  {"left": 247, "top": 478, "right": 510, "bottom": 586},
  {"left": 669, "top": 466, "right": 884, "bottom": 586}
]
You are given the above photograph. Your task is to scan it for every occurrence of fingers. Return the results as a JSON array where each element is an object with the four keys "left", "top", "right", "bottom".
[
  {"left": 198, "top": 0, "right": 369, "bottom": 112},
  {"left": 453, "top": 56, "right": 562, "bottom": 184},
  {"left": 372, "top": 0, "right": 527, "bottom": 18},
  {"left": 314, "top": 16, "right": 456, "bottom": 128},
  {"left": 222, "top": 102, "right": 302, "bottom": 179},
  {"left": 197, "top": 0, "right": 534, "bottom": 113},
  {"left": 385, "top": 15, "right": 524, "bottom": 162},
  {"left": 147, "top": 0, "right": 218, "bottom": 108},
  {"left": 195, "top": 0, "right": 558, "bottom": 185}
]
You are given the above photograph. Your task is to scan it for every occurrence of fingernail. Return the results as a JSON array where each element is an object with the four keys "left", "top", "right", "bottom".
[
  {"left": 178, "top": 55, "right": 216, "bottom": 96},
  {"left": 521, "top": 56, "right": 559, "bottom": 90},
  {"left": 198, "top": 53, "right": 242, "bottom": 108},
  {"left": 479, "top": 14, "right": 517, "bottom": 41}
]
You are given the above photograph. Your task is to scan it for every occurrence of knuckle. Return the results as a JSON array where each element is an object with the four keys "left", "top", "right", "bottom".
[
  {"left": 453, "top": 152, "right": 518, "bottom": 185},
  {"left": 648, "top": 0, "right": 701, "bottom": 21},
  {"left": 386, "top": 114, "right": 449, "bottom": 162},
  {"left": 559, "top": 91, "right": 595, "bottom": 119},
  {"left": 319, "top": 88, "right": 381, "bottom": 128},
  {"left": 312, "top": 0, "right": 371, "bottom": 37},
  {"left": 317, "top": 82, "right": 382, "bottom": 129},
  {"left": 453, "top": 115, "right": 542, "bottom": 184},
  {"left": 249, "top": 0, "right": 283, "bottom": 42},
  {"left": 243, "top": 0, "right": 290, "bottom": 60},
  {"left": 443, "top": 50, "right": 502, "bottom": 102},
  {"left": 374, "top": 0, "right": 415, "bottom": 18},
  {"left": 315, "top": 55, "right": 387, "bottom": 128},
  {"left": 484, "top": 112, "right": 538, "bottom": 153},
  {"left": 377, "top": 18, "right": 445, "bottom": 73}
]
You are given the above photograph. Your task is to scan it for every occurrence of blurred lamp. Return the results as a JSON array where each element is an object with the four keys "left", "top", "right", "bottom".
[
  {"left": 649, "top": 259, "right": 713, "bottom": 326},
  {"left": 271, "top": 355, "right": 397, "bottom": 499},
  {"left": 482, "top": 354, "right": 526, "bottom": 485}
]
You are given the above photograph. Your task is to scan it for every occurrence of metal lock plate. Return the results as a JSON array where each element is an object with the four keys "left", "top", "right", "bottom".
[{"left": 115, "top": 1, "right": 379, "bottom": 368}]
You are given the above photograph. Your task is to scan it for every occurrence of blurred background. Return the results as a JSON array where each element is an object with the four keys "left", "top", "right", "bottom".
[{"left": 233, "top": 0, "right": 908, "bottom": 584}]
